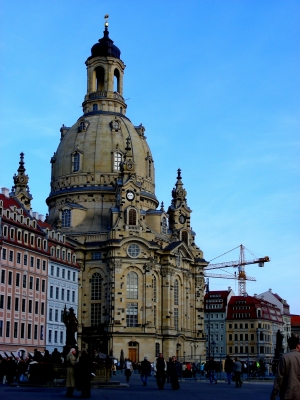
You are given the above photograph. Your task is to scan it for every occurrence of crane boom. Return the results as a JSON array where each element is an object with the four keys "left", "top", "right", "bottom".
[
  {"left": 204, "top": 256, "right": 270, "bottom": 271},
  {"left": 204, "top": 272, "right": 256, "bottom": 281}
]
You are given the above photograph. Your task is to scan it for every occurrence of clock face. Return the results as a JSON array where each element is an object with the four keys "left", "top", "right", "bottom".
[
  {"left": 19, "top": 177, "right": 25, "bottom": 183},
  {"left": 126, "top": 191, "right": 135, "bottom": 201},
  {"left": 127, "top": 162, "right": 133, "bottom": 170},
  {"left": 179, "top": 214, "right": 186, "bottom": 224}
]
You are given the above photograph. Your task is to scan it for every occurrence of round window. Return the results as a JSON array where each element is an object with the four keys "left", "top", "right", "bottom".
[{"left": 127, "top": 244, "right": 140, "bottom": 258}]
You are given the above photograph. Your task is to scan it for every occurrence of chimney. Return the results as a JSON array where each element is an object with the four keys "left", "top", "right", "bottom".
[
  {"left": 269, "top": 288, "right": 272, "bottom": 292},
  {"left": 38, "top": 214, "right": 44, "bottom": 222},
  {"left": 32, "top": 212, "right": 39, "bottom": 219},
  {"left": 1, "top": 187, "right": 10, "bottom": 197},
  {"left": 228, "top": 286, "right": 231, "bottom": 292}
]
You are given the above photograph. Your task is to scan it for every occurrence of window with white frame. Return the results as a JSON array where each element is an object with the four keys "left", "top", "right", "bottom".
[
  {"left": 114, "top": 152, "right": 122, "bottom": 170},
  {"left": 126, "top": 272, "right": 138, "bottom": 299},
  {"left": 62, "top": 209, "right": 71, "bottom": 227},
  {"left": 126, "top": 303, "right": 138, "bottom": 327}
]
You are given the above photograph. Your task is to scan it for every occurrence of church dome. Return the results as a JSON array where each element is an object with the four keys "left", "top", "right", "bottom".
[
  {"left": 46, "top": 26, "right": 157, "bottom": 232},
  {"left": 90, "top": 27, "right": 121, "bottom": 60}
]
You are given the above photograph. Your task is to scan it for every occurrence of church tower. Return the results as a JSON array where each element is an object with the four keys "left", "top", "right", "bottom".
[
  {"left": 46, "top": 17, "right": 207, "bottom": 361},
  {"left": 11, "top": 152, "right": 33, "bottom": 211}
]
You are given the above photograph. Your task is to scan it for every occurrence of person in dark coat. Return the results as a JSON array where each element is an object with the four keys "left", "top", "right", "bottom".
[
  {"left": 224, "top": 355, "right": 234, "bottom": 384},
  {"left": 52, "top": 348, "right": 62, "bottom": 364},
  {"left": 6, "top": 357, "right": 16, "bottom": 385},
  {"left": 169, "top": 356, "right": 181, "bottom": 390},
  {"left": 77, "top": 350, "right": 93, "bottom": 398},
  {"left": 208, "top": 357, "right": 217, "bottom": 384},
  {"left": 140, "top": 357, "right": 151, "bottom": 386},
  {"left": 154, "top": 353, "right": 167, "bottom": 390}
]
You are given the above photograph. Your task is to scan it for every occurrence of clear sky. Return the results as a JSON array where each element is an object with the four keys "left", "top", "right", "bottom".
[{"left": 1, "top": 1, "right": 299, "bottom": 313}]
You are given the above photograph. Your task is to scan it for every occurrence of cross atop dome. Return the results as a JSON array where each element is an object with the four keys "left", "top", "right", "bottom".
[{"left": 104, "top": 14, "right": 109, "bottom": 28}]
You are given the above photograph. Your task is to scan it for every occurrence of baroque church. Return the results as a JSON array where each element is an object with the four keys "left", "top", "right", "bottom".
[{"left": 45, "top": 19, "right": 208, "bottom": 362}]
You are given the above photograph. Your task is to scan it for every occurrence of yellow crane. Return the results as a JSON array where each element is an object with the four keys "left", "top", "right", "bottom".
[{"left": 204, "top": 244, "right": 270, "bottom": 295}]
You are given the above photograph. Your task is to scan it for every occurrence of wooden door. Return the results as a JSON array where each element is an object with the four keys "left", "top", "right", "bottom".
[{"left": 128, "top": 348, "right": 137, "bottom": 362}]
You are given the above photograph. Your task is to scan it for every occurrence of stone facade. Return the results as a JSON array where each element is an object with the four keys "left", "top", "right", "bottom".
[{"left": 45, "top": 22, "right": 207, "bottom": 362}]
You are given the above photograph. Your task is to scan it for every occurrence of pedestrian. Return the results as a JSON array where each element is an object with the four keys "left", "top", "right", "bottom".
[
  {"left": 224, "top": 355, "right": 234, "bottom": 384},
  {"left": 124, "top": 358, "right": 133, "bottom": 383},
  {"left": 77, "top": 349, "right": 93, "bottom": 398},
  {"left": 233, "top": 357, "right": 242, "bottom": 388},
  {"left": 270, "top": 334, "right": 300, "bottom": 400},
  {"left": 140, "top": 356, "right": 151, "bottom": 386},
  {"left": 208, "top": 357, "right": 217, "bottom": 384},
  {"left": 111, "top": 363, "right": 116, "bottom": 376},
  {"left": 169, "top": 356, "right": 180, "bottom": 390},
  {"left": 154, "top": 353, "right": 167, "bottom": 390},
  {"left": 66, "top": 348, "right": 77, "bottom": 397},
  {"left": 105, "top": 354, "right": 112, "bottom": 382}
]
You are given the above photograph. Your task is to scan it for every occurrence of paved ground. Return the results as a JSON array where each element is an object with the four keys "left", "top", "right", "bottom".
[{"left": 0, "top": 372, "right": 275, "bottom": 400}]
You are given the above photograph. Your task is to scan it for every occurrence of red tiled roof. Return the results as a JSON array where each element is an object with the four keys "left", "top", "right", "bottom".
[{"left": 291, "top": 315, "right": 300, "bottom": 326}]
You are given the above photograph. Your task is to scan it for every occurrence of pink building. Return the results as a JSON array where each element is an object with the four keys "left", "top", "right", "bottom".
[{"left": 0, "top": 189, "right": 48, "bottom": 358}]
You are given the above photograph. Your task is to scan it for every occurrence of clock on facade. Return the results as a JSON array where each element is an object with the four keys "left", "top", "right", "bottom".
[{"left": 126, "top": 191, "right": 135, "bottom": 201}]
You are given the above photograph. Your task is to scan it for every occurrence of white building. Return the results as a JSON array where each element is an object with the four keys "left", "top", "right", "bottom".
[
  {"left": 39, "top": 224, "right": 79, "bottom": 353},
  {"left": 257, "top": 289, "right": 291, "bottom": 353}
]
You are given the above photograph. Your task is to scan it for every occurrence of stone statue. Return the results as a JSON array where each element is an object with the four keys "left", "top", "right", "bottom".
[{"left": 63, "top": 306, "right": 78, "bottom": 347}]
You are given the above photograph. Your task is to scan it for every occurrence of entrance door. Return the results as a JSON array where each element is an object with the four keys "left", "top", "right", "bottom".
[{"left": 128, "top": 348, "right": 137, "bottom": 362}]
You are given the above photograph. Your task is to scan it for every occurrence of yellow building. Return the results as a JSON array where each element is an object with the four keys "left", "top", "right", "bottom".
[{"left": 46, "top": 21, "right": 207, "bottom": 362}]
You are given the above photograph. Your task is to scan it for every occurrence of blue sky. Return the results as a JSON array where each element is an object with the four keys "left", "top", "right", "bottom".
[{"left": 1, "top": 1, "right": 299, "bottom": 313}]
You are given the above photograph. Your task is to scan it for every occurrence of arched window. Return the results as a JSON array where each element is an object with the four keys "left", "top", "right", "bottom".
[
  {"left": 62, "top": 210, "right": 71, "bottom": 227},
  {"left": 114, "top": 152, "right": 122, "bottom": 170},
  {"left": 161, "top": 217, "right": 167, "bottom": 234},
  {"left": 128, "top": 209, "right": 137, "bottom": 225},
  {"left": 153, "top": 276, "right": 157, "bottom": 302},
  {"left": 95, "top": 66, "right": 105, "bottom": 91},
  {"left": 73, "top": 153, "right": 80, "bottom": 172},
  {"left": 91, "top": 273, "right": 102, "bottom": 300},
  {"left": 182, "top": 231, "right": 188, "bottom": 245},
  {"left": 114, "top": 68, "right": 120, "bottom": 92},
  {"left": 174, "top": 279, "right": 179, "bottom": 305},
  {"left": 126, "top": 272, "right": 138, "bottom": 299}
]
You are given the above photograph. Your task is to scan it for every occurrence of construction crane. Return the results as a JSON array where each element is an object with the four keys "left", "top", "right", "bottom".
[{"left": 203, "top": 244, "right": 270, "bottom": 295}]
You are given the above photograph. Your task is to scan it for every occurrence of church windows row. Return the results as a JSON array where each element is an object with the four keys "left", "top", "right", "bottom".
[{"left": 71, "top": 150, "right": 124, "bottom": 174}]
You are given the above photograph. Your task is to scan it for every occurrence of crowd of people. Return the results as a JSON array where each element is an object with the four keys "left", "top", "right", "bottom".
[{"left": 1, "top": 334, "right": 299, "bottom": 398}]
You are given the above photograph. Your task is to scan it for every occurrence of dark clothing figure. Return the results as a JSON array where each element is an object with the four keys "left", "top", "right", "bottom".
[
  {"left": 169, "top": 358, "right": 181, "bottom": 390},
  {"left": 208, "top": 358, "right": 217, "bottom": 384},
  {"left": 77, "top": 350, "right": 93, "bottom": 398},
  {"left": 52, "top": 348, "right": 62, "bottom": 364},
  {"left": 6, "top": 358, "right": 16, "bottom": 385},
  {"left": 105, "top": 355, "right": 112, "bottom": 382},
  {"left": 33, "top": 349, "right": 43, "bottom": 363},
  {"left": 140, "top": 357, "right": 151, "bottom": 386},
  {"left": 154, "top": 354, "right": 167, "bottom": 390},
  {"left": 43, "top": 350, "right": 52, "bottom": 363},
  {"left": 224, "top": 355, "right": 234, "bottom": 384}
]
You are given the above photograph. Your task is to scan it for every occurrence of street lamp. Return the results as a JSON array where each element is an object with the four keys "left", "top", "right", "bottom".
[
  {"left": 256, "top": 328, "right": 260, "bottom": 360},
  {"left": 211, "top": 340, "right": 216, "bottom": 360}
]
